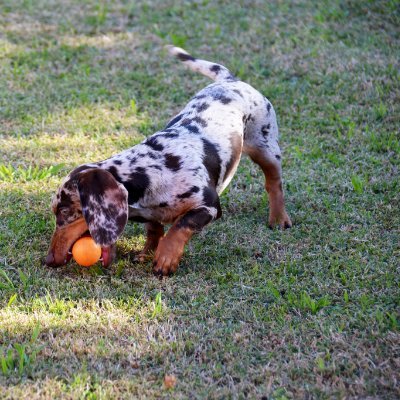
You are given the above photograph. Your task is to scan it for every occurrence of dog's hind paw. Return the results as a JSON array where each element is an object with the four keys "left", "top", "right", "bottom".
[{"left": 268, "top": 212, "right": 292, "bottom": 230}]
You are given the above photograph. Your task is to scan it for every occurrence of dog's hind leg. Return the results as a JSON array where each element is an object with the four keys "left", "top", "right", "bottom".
[
  {"left": 247, "top": 148, "right": 291, "bottom": 229},
  {"left": 243, "top": 102, "right": 292, "bottom": 229}
]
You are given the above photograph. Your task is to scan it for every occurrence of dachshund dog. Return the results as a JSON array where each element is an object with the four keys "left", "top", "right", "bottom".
[{"left": 45, "top": 46, "right": 291, "bottom": 276}]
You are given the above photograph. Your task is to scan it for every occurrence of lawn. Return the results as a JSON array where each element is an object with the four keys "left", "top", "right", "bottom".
[{"left": 0, "top": 0, "right": 399, "bottom": 398}]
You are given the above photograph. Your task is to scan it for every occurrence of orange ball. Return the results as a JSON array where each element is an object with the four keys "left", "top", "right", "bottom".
[{"left": 72, "top": 236, "right": 101, "bottom": 267}]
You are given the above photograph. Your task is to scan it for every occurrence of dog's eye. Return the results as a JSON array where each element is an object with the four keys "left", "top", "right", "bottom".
[{"left": 58, "top": 207, "right": 69, "bottom": 216}]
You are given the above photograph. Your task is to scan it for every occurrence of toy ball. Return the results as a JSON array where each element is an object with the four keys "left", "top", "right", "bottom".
[{"left": 72, "top": 236, "right": 101, "bottom": 267}]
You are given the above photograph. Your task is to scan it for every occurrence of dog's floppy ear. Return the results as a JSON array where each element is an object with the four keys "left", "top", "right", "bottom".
[{"left": 77, "top": 168, "right": 128, "bottom": 246}]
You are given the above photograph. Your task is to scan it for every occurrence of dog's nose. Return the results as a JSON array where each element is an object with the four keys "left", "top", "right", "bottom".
[{"left": 45, "top": 252, "right": 56, "bottom": 267}]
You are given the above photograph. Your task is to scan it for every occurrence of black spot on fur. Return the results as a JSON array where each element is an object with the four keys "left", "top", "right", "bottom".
[
  {"left": 149, "top": 164, "right": 162, "bottom": 170},
  {"left": 202, "top": 138, "right": 221, "bottom": 187},
  {"left": 176, "top": 207, "right": 213, "bottom": 231},
  {"left": 212, "top": 92, "right": 232, "bottom": 104},
  {"left": 190, "top": 166, "right": 201, "bottom": 175},
  {"left": 162, "top": 130, "right": 179, "bottom": 138},
  {"left": 186, "top": 124, "right": 199, "bottom": 134},
  {"left": 165, "top": 114, "right": 183, "bottom": 129},
  {"left": 181, "top": 118, "right": 192, "bottom": 126},
  {"left": 159, "top": 202, "right": 168, "bottom": 207},
  {"left": 113, "top": 159, "right": 122, "bottom": 166},
  {"left": 107, "top": 166, "right": 121, "bottom": 181},
  {"left": 202, "top": 187, "right": 222, "bottom": 219},
  {"left": 177, "top": 186, "right": 200, "bottom": 199},
  {"left": 192, "top": 116, "right": 207, "bottom": 127},
  {"left": 210, "top": 64, "right": 222, "bottom": 73},
  {"left": 266, "top": 102, "right": 272, "bottom": 112},
  {"left": 165, "top": 153, "right": 182, "bottom": 171},
  {"left": 58, "top": 190, "right": 74, "bottom": 210},
  {"left": 124, "top": 172, "right": 150, "bottom": 204},
  {"left": 144, "top": 136, "right": 163, "bottom": 151},
  {"left": 275, "top": 155, "right": 281, "bottom": 160},
  {"left": 197, "top": 102, "right": 210, "bottom": 112},
  {"left": 261, "top": 124, "right": 270, "bottom": 137},
  {"left": 194, "top": 94, "right": 207, "bottom": 100},
  {"left": 220, "top": 96, "right": 232, "bottom": 104},
  {"left": 243, "top": 114, "right": 252, "bottom": 124},
  {"left": 136, "top": 166, "right": 145, "bottom": 173},
  {"left": 177, "top": 52, "right": 195, "bottom": 62},
  {"left": 233, "top": 89, "right": 243, "bottom": 97},
  {"left": 147, "top": 152, "right": 158, "bottom": 160}
]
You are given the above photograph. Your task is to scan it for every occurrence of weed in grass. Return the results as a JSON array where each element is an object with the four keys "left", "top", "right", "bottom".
[
  {"left": 287, "top": 292, "right": 331, "bottom": 315},
  {"left": 351, "top": 174, "right": 364, "bottom": 194},
  {"left": 374, "top": 102, "right": 388, "bottom": 121},
  {"left": 343, "top": 290, "right": 349, "bottom": 303},
  {"left": 367, "top": 130, "right": 400, "bottom": 154},
  {"left": 0, "top": 163, "right": 65, "bottom": 182},
  {"left": 387, "top": 312, "right": 398, "bottom": 331},
  {"left": 0, "top": 268, "right": 15, "bottom": 291},
  {"left": 0, "top": 323, "right": 41, "bottom": 377},
  {"left": 7, "top": 293, "right": 17, "bottom": 307},
  {"left": 151, "top": 291, "right": 163, "bottom": 319},
  {"left": 18, "top": 269, "right": 31, "bottom": 293},
  {"left": 169, "top": 33, "right": 187, "bottom": 48}
]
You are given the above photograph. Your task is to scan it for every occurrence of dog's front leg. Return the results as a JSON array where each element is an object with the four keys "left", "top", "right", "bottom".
[
  {"left": 153, "top": 207, "right": 215, "bottom": 276},
  {"left": 136, "top": 222, "right": 164, "bottom": 262}
]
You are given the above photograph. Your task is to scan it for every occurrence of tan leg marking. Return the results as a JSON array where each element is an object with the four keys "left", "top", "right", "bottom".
[
  {"left": 153, "top": 225, "right": 194, "bottom": 276},
  {"left": 248, "top": 151, "right": 292, "bottom": 229},
  {"left": 264, "top": 170, "right": 292, "bottom": 229}
]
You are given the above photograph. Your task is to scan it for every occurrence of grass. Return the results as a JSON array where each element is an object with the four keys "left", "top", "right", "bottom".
[{"left": 0, "top": 0, "right": 399, "bottom": 398}]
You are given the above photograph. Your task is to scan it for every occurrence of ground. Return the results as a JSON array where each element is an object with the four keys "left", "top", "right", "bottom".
[{"left": 0, "top": 0, "right": 399, "bottom": 399}]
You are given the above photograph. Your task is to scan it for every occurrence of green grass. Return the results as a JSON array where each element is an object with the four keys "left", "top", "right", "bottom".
[{"left": 0, "top": 0, "right": 399, "bottom": 398}]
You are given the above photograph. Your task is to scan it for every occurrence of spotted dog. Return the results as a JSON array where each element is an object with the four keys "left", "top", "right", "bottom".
[{"left": 45, "top": 46, "right": 292, "bottom": 276}]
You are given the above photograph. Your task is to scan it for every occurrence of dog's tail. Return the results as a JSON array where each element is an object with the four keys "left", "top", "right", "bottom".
[{"left": 167, "top": 45, "right": 236, "bottom": 83}]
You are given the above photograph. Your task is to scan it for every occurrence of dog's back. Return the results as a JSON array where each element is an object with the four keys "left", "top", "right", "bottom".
[{"left": 167, "top": 46, "right": 281, "bottom": 192}]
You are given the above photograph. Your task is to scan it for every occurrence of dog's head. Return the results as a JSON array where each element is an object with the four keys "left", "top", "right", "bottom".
[{"left": 45, "top": 167, "right": 128, "bottom": 268}]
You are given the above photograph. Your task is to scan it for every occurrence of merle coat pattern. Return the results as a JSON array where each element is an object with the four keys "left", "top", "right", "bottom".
[{"left": 45, "top": 46, "right": 292, "bottom": 276}]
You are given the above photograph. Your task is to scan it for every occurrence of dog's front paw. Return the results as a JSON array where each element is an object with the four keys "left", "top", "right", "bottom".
[
  {"left": 269, "top": 212, "right": 292, "bottom": 230},
  {"left": 152, "top": 237, "right": 184, "bottom": 276}
]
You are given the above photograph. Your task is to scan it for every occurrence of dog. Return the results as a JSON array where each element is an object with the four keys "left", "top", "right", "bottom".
[{"left": 45, "top": 46, "right": 292, "bottom": 276}]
